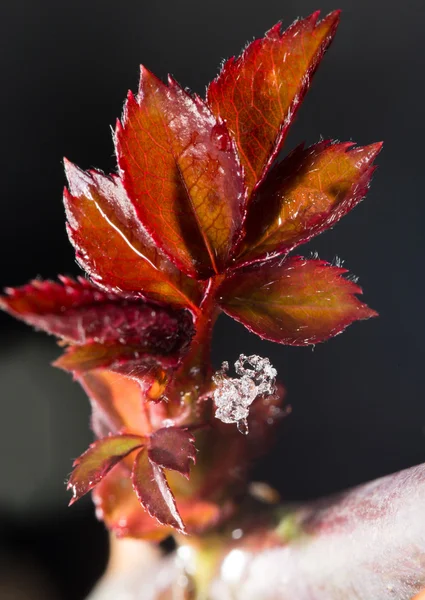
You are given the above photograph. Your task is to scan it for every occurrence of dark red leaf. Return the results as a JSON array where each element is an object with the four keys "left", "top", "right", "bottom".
[
  {"left": 67, "top": 434, "right": 146, "bottom": 505},
  {"left": 93, "top": 462, "right": 222, "bottom": 539},
  {"left": 64, "top": 160, "right": 200, "bottom": 310},
  {"left": 236, "top": 141, "right": 383, "bottom": 265},
  {"left": 115, "top": 68, "right": 246, "bottom": 279},
  {"left": 207, "top": 11, "right": 340, "bottom": 194},
  {"left": 93, "top": 463, "right": 171, "bottom": 541},
  {"left": 148, "top": 427, "right": 196, "bottom": 478},
  {"left": 220, "top": 256, "right": 377, "bottom": 345},
  {"left": 0, "top": 276, "right": 109, "bottom": 340},
  {"left": 131, "top": 447, "right": 185, "bottom": 532},
  {"left": 1, "top": 276, "right": 104, "bottom": 311},
  {"left": 0, "top": 277, "right": 194, "bottom": 351},
  {"left": 1, "top": 276, "right": 195, "bottom": 382}
]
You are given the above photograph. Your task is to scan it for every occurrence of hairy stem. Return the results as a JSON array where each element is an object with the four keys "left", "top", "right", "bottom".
[{"left": 167, "top": 276, "right": 224, "bottom": 421}]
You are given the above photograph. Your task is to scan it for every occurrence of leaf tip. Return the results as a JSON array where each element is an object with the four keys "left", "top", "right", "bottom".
[
  {"left": 327, "top": 8, "right": 342, "bottom": 20},
  {"left": 320, "top": 9, "right": 342, "bottom": 31},
  {"left": 63, "top": 156, "right": 78, "bottom": 178},
  {"left": 63, "top": 159, "right": 93, "bottom": 199},
  {"left": 66, "top": 477, "right": 80, "bottom": 506},
  {"left": 361, "top": 306, "right": 379, "bottom": 320},
  {"left": 139, "top": 64, "right": 150, "bottom": 79},
  {"left": 309, "top": 10, "right": 321, "bottom": 25},
  {"left": 266, "top": 21, "right": 282, "bottom": 38},
  {"left": 368, "top": 140, "right": 384, "bottom": 158},
  {"left": 138, "top": 64, "right": 159, "bottom": 95}
]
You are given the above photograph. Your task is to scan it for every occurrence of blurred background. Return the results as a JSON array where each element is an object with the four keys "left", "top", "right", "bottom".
[{"left": 0, "top": 0, "right": 424, "bottom": 597}]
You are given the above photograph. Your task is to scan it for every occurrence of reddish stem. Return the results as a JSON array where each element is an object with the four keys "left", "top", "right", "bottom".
[
  {"left": 166, "top": 275, "right": 224, "bottom": 421},
  {"left": 185, "top": 276, "right": 224, "bottom": 376}
]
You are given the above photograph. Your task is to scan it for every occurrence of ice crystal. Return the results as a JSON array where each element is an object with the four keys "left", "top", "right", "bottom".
[{"left": 213, "top": 355, "right": 277, "bottom": 434}]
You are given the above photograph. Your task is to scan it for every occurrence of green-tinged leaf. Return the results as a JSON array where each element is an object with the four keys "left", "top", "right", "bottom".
[
  {"left": 67, "top": 434, "right": 146, "bottom": 504},
  {"left": 237, "top": 141, "right": 382, "bottom": 265},
  {"left": 220, "top": 256, "right": 377, "bottom": 345}
]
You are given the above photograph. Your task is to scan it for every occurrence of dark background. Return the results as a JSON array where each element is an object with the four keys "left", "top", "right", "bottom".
[{"left": 0, "top": 0, "right": 424, "bottom": 597}]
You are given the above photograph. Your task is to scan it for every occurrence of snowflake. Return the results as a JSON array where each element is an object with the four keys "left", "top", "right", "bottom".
[{"left": 212, "top": 354, "right": 277, "bottom": 434}]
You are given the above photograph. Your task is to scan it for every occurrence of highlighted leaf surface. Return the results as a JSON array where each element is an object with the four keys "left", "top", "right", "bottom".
[
  {"left": 80, "top": 369, "right": 155, "bottom": 437},
  {"left": 207, "top": 11, "right": 340, "bottom": 194},
  {"left": 64, "top": 161, "right": 200, "bottom": 309},
  {"left": 116, "top": 69, "right": 246, "bottom": 278}
]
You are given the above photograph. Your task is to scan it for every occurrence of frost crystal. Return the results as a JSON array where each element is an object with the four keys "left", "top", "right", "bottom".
[{"left": 213, "top": 355, "right": 277, "bottom": 434}]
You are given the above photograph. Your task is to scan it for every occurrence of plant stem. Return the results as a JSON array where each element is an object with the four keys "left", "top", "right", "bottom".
[
  {"left": 186, "top": 276, "right": 224, "bottom": 375},
  {"left": 167, "top": 275, "right": 224, "bottom": 421}
]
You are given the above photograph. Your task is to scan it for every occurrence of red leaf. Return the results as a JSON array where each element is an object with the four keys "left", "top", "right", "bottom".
[
  {"left": 148, "top": 427, "right": 196, "bottom": 478},
  {"left": 64, "top": 160, "right": 200, "bottom": 310},
  {"left": 0, "top": 276, "right": 109, "bottom": 339},
  {"left": 67, "top": 434, "right": 146, "bottom": 505},
  {"left": 220, "top": 256, "right": 377, "bottom": 345},
  {"left": 79, "top": 369, "right": 154, "bottom": 437},
  {"left": 0, "top": 277, "right": 194, "bottom": 349},
  {"left": 131, "top": 448, "right": 185, "bottom": 532},
  {"left": 1, "top": 277, "right": 194, "bottom": 381},
  {"left": 115, "top": 68, "right": 246, "bottom": 279},
  {"left": 54, "top": 341, "right": 182, "bottom": 375},
  {"left": 93, "top": 463, "right": 221, "bottom": 538},
  {"left": 207, "top": 11, "right": 340, "bottom": 194},
  {"left": 1, "top": 276, "right": 104, "bottom": 313},
  {"left": 93, "top": 463, "right": 171, "bottom": 541},
  {"left": 237, "top": 141, "right": 383, "bottom": 265}
]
